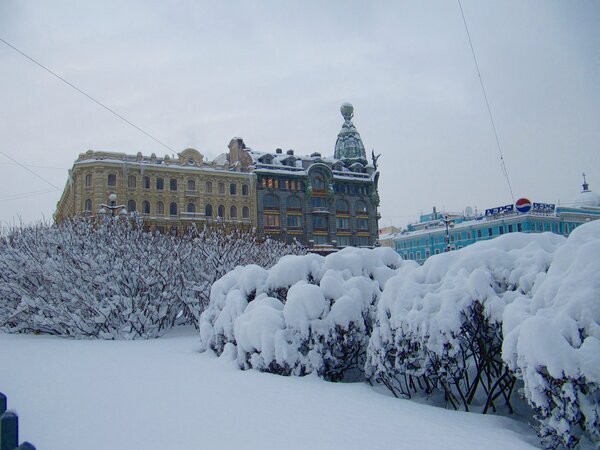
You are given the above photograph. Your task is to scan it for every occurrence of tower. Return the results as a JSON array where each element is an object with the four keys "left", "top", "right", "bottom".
[{"left": 334, "top": 103, "right": 367, "bottom": 162}]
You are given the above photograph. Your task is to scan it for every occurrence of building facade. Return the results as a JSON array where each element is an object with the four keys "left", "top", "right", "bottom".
[
  {"left": 54, "top": 148, "right": 256, "bottom": 232},
  {"left": 55, "top": 103, "right": 381, "bottom": 247},
  {"left": 392, "top": 180, "right": 600, "bottom": 264}
]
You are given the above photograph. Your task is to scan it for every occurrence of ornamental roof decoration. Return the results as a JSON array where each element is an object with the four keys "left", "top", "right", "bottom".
[{"left": 334, "top": 102, "right": 367, "bottom": 162}]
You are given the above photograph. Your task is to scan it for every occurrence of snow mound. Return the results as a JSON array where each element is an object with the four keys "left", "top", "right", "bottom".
[
  {"left": 503, "top": 220, "right": 600, "bottom": 448},
  {"left": 199, "top": 246, "right": 405, "bottom": 380},
  {"left": 366, "top": 231, "right": 565, "bottom": 410}
]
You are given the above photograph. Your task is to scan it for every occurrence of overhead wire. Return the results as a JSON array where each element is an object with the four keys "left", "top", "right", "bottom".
[
  {"left": 0, "top": 151, "right": 62, "bottom": 191},
  {"left": 0, "top": 36, "right": 176, "bottom": 154},
  {"left": 457, "top": 0, "right": 515, "bottom": 203}
]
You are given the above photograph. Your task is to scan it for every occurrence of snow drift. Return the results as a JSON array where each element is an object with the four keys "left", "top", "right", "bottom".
[{"left": 199, "top": 247, "right": 406, "bottom": 381}]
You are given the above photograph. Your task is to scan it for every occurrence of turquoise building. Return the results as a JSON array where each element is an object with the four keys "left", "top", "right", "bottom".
[{"left": 392, "top": 179, "right": 600, "bottom": 264}]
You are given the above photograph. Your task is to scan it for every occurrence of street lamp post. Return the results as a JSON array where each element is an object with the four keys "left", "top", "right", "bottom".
[
  {"left": 441, "top": 215, "right": 455, "bottom": 252},
  {"left": 99, "top": 193, "right": 127, "bottom": 218}
]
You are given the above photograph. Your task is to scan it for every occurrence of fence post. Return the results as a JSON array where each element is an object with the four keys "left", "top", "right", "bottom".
[
  {"left": 0, "top": 394, "right": 6, "bottom": 415},
  {"left": 0, "top": 411, "right": 18, "bottom": 450}
]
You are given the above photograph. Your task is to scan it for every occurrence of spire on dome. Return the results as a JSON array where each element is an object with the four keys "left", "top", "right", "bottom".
[
  {"left": 582, "top": 172, "right": 589, "bottom": 192},
  {"left": 334, "top": 103, "right": 367, "bottom": 161}
]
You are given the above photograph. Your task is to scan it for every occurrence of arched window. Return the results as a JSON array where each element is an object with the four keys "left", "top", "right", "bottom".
[
  {"left": 156, "top": 178, "right": 164, "bottom": 190},
  {"left": 127, "top": 200, "right": 136, "bottom": 212},
  {"left": 205, "top": 181, "right": 213, "bottom": 193},
  {"left": 143, "top": 176, "right": 150, "bottom": 189},
  {"left": 170, "top": 178, "right": 177, "bottom": 191},
  {"left": 230, "top": 205, "right": 237, "bottom": 219},
  {"left": 157, "top": 201, "right": 164, "bottom": 215},
  {"left": 187, "top": 179, "right": 196, "bottom": 191},
  {"left": 205, "top": 204, "right": 213, "bottom": 217},
  {"left": 108, "top": 174, "right": 116, "bottom": 187},
  {"left": 84, "top": 199, "right": 92, "bottom": 212},
  {"left": 85, "top": 174, "right": 92, "bottom": 188},
  {"left": 128, "top": 175, "right": 136, "bottom": 189},
  {"left": 187, "top": 203, "right": 196, "bottom": 213},
  {"left": 218, "top": 182, "right": 225, "bottom": 195},
  {"left": 242, "top": 206, "right": 250, "bottom": 220},
  {"left": 264, "top": 194, "right": 279, "bottom": 210},
  {"left": 218, "top": 205, "right": 225, "bottom": 218},
  {"left": 230, "top": 183, "right": 237, "bottom": 195},
  {"left": 312, "top": 175, "right": 325, "bottom": 190},
  {"left": 336, "top": 199, "right": 349, "bottom": 213},
  {"left": 242, "top": 184, "right": 249, "bottom": 196},
  {"left": 288, "top": 196, "right": 302, "bottom": 210},
  {"left": 355, "top": 200, "right": 368, "bottom": 214},
  {"left": 170, "top": 202, "right": 178, "bottom": 216},
  {"left": 143, "top": 201, "right": 150, "bottom": 214}
]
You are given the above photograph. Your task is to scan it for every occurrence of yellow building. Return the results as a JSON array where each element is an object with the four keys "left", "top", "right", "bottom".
[{"left": 55, "top": 146, "right": 256, "bottom": 231}]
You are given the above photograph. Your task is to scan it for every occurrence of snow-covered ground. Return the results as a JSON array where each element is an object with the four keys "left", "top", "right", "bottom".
[{"left": 0, "top": 327, "right": 539, "bottom": 450}]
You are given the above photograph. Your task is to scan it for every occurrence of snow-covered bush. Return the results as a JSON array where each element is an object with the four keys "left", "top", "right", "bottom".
[
  {"left": 200, "top": 247, "right": 404, "bottom": 381},
  {"left": 503, "top": 220, "right": 600, "bottom": 449},
  {"left": 0, "top": 218, "right": 302, "bottom": 339},
  {"left": 365, "top": 232, "right": 565, "bottom": 413}
]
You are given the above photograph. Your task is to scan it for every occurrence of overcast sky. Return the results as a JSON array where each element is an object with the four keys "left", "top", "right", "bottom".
[{"left": 1, "top": 0, "right": 599, "bottom": 229}]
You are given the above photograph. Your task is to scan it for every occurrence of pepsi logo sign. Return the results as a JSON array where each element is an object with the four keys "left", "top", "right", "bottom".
[{"left": 515, "top": 198, "right": 532, "bottom": 213}]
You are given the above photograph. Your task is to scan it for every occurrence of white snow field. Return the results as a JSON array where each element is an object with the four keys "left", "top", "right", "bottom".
[{"left": 0, "top": 328, "right": 538, "bottom": 450}]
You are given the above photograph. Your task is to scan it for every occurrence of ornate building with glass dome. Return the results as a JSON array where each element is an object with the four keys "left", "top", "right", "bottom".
[{"left": 55, "top": 103, "right": 381, "bottom": 248}]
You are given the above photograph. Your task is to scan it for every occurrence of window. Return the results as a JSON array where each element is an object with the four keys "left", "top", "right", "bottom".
[
  {"left": 156, "top": 178, "right": 164, "bottom": 190},
  {"left": 313, "top": 216, "right": 327, "bottom": 230},
  {"left": 336, "top": 217, "right": 350, "bottom": 230},
  {"left": 143, "top": 176, "right": 150, "bottom": 189},
  {"left": 287, "top": 215, "right": 302, "bottom": 228},
  {"left": 170, "top": 179, "right": 177, "bottom": 191},
  {"left": 157, "top": 201, "right": 164, "bottom": 215},
  {"left": 206, "top": 181, "right": 213, "bottom": 194},
  {"left": 355, "top": 201, "right": 367, "bottom": 214},
  {"left": 187, "top": 179, "right": 196, "bottom": 191},
  {"left": 416, "top": 251, "right": 421, "bottom": 260},
  {"left": 85, "top": 174, "right": 92, "bottom": 188},
  {"left": 517, "top": 223, "right": 523, "bottom": 232},
  {"left": 335, "top": 199, "right": 349, "bottom": 213},
  {"left": 242, "top": 206, "right": 250, "bottom": 220},
  {"left": 218, "top": 182, "right": 225, "bottom": 195},
  {"left": 356, "top": 218, "right": 368, "bottom": 230},
  {"left": 264, "top": 194, "right": 279, "bottom": 210},
  {"left": 312, "top": 197, "right": 327, "bottom": 208},
  {"left": 313, "top": 234, "right": 328, "bottom": 244},
  {"left": 108, "top": 174, "right": 116, "bottom": 187},
  {"left": 143, "top": 201, "right": 150, "bottom": 214},
  {"left": 499, "top": 226, "right": 504, "bottom": 235},
  {"left": 187, "top": 203, "right": 196, "bottom": 213},
  {"left": 288, "top": 196, "right": 302, "bottom": 210},
  {"left": 218, "top": 205, "right": 225, "bottom": 218},
  {"left": 312, "top": 176, "right": 325, "bottom": 190},
  {"left": 477, "top": 229, "right": 482, "bottom": 238},
  {"left": 128, "top": 175, "right": 136, "bottom": 189},
  {"left": 242, "top": 184, "right": 249, "bottom": 196},
  {"left": 205, "top": 204, "right": 213, "bottom": 217},
  {"left": 488, "top": 228, "right": 493, "bottom": 236},
  {"left": 435, "top": 249, "right": 440, "bottom": 255},
  {"left": 230, "top": 206, "right": 237, "bottom": 219},
  {"left": 230, "top": 183, "right": 237, "bottom": 195},
  {"left": 265, "top": 214, "right": 280, "bottom": 228},
  {"left": 508, "top": 224, "right": 513, "bottom": 233},
  {"left": 84, "top": 199, "right": 92, "bottom": 212},
  {"left": 425, "top": 250, "right": 430, "bottom": 258},
  {"left": 127, "top": 200, "right": 136, "bottom": 212},
  {"left": 170, "top": 202, "right": 178, "bottom": 216},
  {"left": 336, "top": 236, "right": 350, "bottom": 247}
]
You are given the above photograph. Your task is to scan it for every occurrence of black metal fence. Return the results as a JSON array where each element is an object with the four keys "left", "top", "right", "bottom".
[{"left": 0, "top": 393, "right": 36, "bottom": 450}]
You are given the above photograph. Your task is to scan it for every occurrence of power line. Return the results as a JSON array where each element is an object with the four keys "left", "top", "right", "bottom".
[
  {"left": 457, "top": 0, "right": 515, "bottom": 203},
  {"left": 0, "top": 152, "right": 61, "bottom": 191},
  {"left": 0, "top": 36, "right": 176, "bottom": 154}
]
